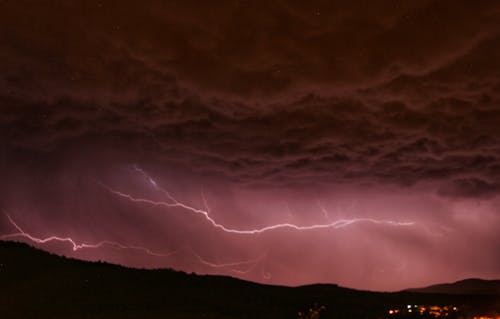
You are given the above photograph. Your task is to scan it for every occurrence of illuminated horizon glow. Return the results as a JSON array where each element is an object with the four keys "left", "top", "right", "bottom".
[{"left": 99, "top": 166, "right": 417, "bottom": 235}]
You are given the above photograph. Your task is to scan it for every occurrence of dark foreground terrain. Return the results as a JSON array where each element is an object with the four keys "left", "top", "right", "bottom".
[{"left": 0, "top": 241, "right": 498, "bottom": 319}]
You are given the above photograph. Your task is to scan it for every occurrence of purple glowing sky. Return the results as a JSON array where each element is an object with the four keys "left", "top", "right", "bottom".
[{"left": 1, "top": 0, "right": 500, "bottom": 291}]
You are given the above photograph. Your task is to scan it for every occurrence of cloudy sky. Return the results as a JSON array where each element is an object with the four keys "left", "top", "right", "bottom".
[{"left": 1, "top": 0, "right": 499, "bottom": 291}]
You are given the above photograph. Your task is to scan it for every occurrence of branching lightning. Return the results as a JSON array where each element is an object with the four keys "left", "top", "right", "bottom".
[
  {"left": 0, "top": 166, "right": 417, "bottom": 280},
  {"left": 101, "top": 166, "right": 416, "bottom": 235},
  {"left": 0, "top": 211, "right": 264, "bottom": 275},
  {"left": 1, "top": 212, "right": 175, "bottom": 257},
  {"left": 188, "top": 248, "right": 265, "bottom": 274},
  {"left": 316, "top": 200, "right": 330, "bottom": 220}
]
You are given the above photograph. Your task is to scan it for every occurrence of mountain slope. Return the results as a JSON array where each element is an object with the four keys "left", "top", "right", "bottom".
[
  {"left": 0, "top": 241, "right": 498, "bottom": 319},
  {"left": 406, "top": 278, "right": 500, "bottom": 295}
]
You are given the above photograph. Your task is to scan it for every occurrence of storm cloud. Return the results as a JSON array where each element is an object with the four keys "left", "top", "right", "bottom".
[{"left": 1, "top": 0, "right": 499, "bottom": 291}]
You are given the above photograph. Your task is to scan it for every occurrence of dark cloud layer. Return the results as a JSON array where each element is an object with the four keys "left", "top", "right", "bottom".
[
  {"left": 1, "top": 1, "right": 499, "bottom": 290},
  {"left": 2, "top": 0, "right": 500, "bottom": 192}
]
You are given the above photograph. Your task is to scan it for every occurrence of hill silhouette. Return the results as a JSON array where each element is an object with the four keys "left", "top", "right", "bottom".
[
  {"left": 406, "top": 279, "right": 500, "bottom": 295},
  {"left": 0, "top": 241, "right": 498, "bottom": 319}
]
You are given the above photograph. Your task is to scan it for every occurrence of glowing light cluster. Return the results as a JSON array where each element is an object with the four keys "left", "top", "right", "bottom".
[{"left": 388, "top": 304, "right": 460, "bottom": 318}]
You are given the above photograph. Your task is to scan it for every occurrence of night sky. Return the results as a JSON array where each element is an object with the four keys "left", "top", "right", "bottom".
[{"left": 1, "top": 1, "right": 500, "bottom": 291}]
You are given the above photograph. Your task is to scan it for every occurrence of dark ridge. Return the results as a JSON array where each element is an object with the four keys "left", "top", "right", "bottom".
[
  {"left": 0, "top": 240, "right": 498, "bottom": 319},
  {"left": 406, "top": 278, "right": 500, "bottom": 295}
]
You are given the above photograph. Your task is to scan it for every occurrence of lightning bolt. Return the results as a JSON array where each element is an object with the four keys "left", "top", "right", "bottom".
[
  {"left": 188, "top": 248, "right": 265, "bottom": 275},
  {"left": 0, "top": 166, "right": 417, "bottom": 279},
  {"left": 1, "top": 211, "right": 265, "bottom": 275},
  {"left": 101, "top": 166, "right": 416, "bottom": 235},
  {"left": 0, "top": 212, "right": 175, "bottom": 258},
  {"left": 316, "top": 200, "right": 330, "bottom": 220}
]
